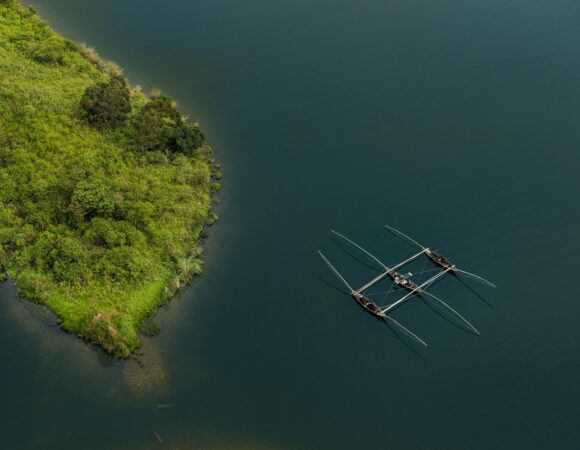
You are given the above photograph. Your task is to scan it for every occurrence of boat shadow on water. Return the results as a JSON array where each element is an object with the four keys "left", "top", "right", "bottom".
[
  {"left": 417, "top": 283, "right": 485, "bottom": 338},
  {"left": 383, "top": 318, "right": 427, "bottom": 362},
  {"left": 331, "top": 236, "right": 384, "bottom": 273},
  {"left": 455, "top": 276, "right": 494, "bottom": 309},
  {"left": 318, "top": 276, "right": 350, "bottom": 296}
]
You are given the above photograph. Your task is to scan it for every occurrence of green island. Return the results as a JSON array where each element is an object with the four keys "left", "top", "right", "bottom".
[{"left": 0, "top": 0, "right": 220, "bottom": 356}]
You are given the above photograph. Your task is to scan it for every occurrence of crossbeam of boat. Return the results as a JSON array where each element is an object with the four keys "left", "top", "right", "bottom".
[
  {"left": 354, "top": 249, "right": 427, "bottom": 294},
  {"left": 318, "top": 250, "right": 429, "bottom": 346},
  {"left": 382, "top": 267, "right": 452, "bottom": 314}
]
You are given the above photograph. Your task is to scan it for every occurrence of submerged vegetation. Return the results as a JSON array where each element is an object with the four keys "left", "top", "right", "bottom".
[{"left": 0, "top": 1, "right": 219, "bottom": 356}]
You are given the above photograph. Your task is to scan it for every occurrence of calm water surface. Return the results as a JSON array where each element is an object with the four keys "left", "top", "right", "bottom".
[{"left": 2, "top": 0, "right": 580, "bottom": 448}]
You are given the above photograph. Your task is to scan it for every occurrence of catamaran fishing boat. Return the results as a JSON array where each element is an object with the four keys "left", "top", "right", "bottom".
[{"left": 319, "top": 227, "right": 495, "bottom": 347}]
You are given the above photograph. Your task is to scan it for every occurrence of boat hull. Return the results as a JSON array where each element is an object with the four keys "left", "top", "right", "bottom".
[
  {"left": 426, "top": 250, "right": 454, "bottom": 270},
  {"left": 352, "top": 294, "right": 384, "bottom": 320},
  {"left": 387, "top": 271, "right": 419, "bottom": 292}
]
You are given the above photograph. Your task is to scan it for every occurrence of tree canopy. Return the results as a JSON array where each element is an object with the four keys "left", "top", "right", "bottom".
[
  {"left": 80, "top": 75, "right": 131, "bottom": 129},
  {"left": 133, "top": 95, "right": 205, "bottom": 155}
]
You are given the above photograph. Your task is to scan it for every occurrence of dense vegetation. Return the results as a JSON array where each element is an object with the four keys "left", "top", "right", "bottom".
[
  {"left": 0, "top": 1, "right": 220, "bottom": 356},
  {"left": 80, "top": 75, "right": 131, "bottom": 129}
]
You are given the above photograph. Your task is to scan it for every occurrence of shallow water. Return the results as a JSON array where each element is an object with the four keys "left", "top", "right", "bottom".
[{"left": 3, "top": 0, "right": 580, "bottom": 448}]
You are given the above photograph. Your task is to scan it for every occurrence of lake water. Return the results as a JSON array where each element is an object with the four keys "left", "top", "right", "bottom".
[{"left": 3, "top": 0, "right": 580, "bottom": 448}]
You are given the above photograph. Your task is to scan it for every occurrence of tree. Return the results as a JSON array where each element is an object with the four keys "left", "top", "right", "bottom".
[
  {"left": 49, "top": 237, "right": 89, "bottom": 282},
  {"left": 133, "top": 95, "right": 204, "bottom": 155},
  {"left": 80, "top": 75, "right": 131, "bottom": 129},
  {"left": 173, "top": 123, "right": 204, "bottom": 155},
  {"left": 68, "top": 179, "right": 115, "bottom": 222}
]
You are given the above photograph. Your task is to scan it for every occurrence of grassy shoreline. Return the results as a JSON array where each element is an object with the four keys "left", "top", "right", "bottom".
[{"left": 0, "top": 0, "right": 220, "bottom": 356}]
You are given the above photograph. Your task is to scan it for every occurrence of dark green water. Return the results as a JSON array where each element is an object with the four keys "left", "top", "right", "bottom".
[{"left": 2, "top": 0, "right": 580, "bottom": 448}]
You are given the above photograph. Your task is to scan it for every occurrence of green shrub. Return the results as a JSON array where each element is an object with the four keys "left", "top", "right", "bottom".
[
  {"left": 176, "top": 256, "right": 203, "bottom": 281},
  {"left": 69, "top": 179, "right": 115, "bottom": 222},
  {"left": 50, "top": 237, "right": 90, "bottom": 282},
  {"left": 124, "top": 200, "right": 155, "bottom": 229},
  {"left": 80, "top": 75, "right": 131, "bottom": 129},
  {"left": 26, "top": 230, "right": 57, "bottom": 271},
  {"left": 83, "top": 217, "right": 126, "bottom": 247},
  {"left": 133, "top": 95, "right": 204, "bottom": 155},
  {"left": 0, "top": 243, "right": 6, "bottom": 270},
  {"left": 133, "top": 95, "right": 181, "bottom": 152},
  {"left": 0, "top": 0, "right": 16, "bottom": 8},
  {"left": 207, "top": 213, "right": 218, "bottom": 226},
  {"left": 95, "top": 246, "right": 151, "bottom": 282},
  {"left": 84, "top": 218, "right": 144, "bottom": 248},
  {"left": 15, "top": 270, "right": 50, "bottom": 302},
  {"left": 173, "top": 123, "right": 204, "bottom": 155}
]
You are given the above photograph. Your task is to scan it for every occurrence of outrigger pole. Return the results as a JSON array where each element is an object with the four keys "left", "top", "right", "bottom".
[
  {"left": 318, "top": 251, "right": 428, "bottom": 347},
  {"left": 384, "top": 225, "right": 496, "bottom": 288},
  {"left": 318, "top": 224, "right": 494, "bottom": 344},
  {"left": 355, "top": 249, "right": 426, "bottom": 294},
  {"left": 381, "top": 267, "right": 481, "bottom": 335},
  {"left": 318, "top": 250, "right": 353, "bottom": 293},
  {"left": 382, "top": 269, "right": 452, "bottom": 314},
  {"left": 329, "top": 230, "right": 480, "bottom": 334},
  {"left": 330, "top": 230, "right": 426, "bottom": 294},
  {"left": 325, "top": 230, "right": 480, "bottom": 336}
]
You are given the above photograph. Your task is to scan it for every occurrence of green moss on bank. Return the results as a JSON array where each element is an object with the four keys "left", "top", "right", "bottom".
[{"left": 0, "top": 1, "right": 217, "bottom": 356}]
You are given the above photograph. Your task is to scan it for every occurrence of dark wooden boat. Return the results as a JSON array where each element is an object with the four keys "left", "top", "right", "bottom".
[
  {"left": 352, "top": 293, "right": 384, "bottom": 319},
  {"left": 426, "top": 249, "right": 454, "bottom": 269},
  {"left": 318, "top": 248, "right": 430, "bottom": 347},
  {"left": 387, "top": 270, "right": 419, "bottom": 292},
  {"left": 385, "top": 224, "right": 494, "bottom": 286}
]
